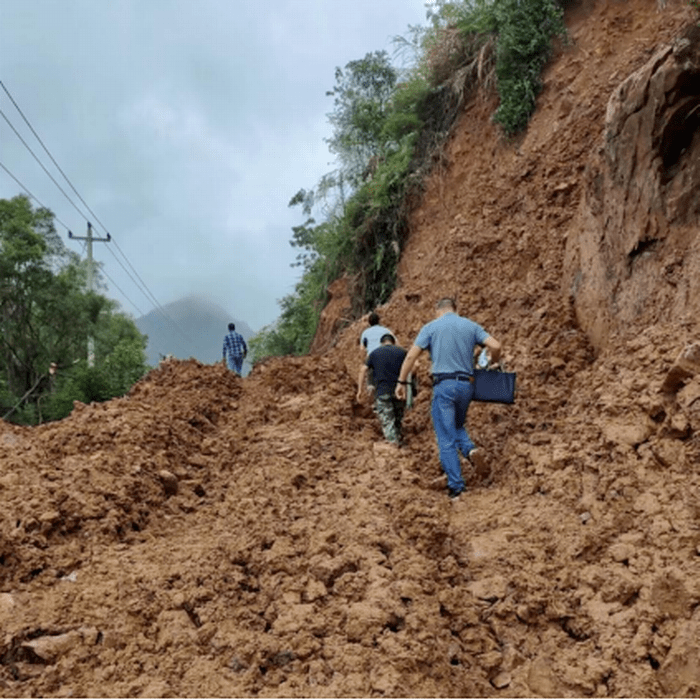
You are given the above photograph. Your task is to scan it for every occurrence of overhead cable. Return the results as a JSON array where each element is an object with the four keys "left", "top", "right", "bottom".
[
  {"left": 0, "top": 107, "right": 92, "bottom": 225},
  {"left": 0, "top": 161, "right": 139, "bottom": 318},
  {"left": 0, "top": 158, "right": 73, "bottom": 232},
  {"left": 1, "top": 78, "right": 172, "bottom": 317},
  {"left": 96, "top": 262, "right": 146, "bottom": 317},
  {"left": 0, "top": 82, "right": 194, "bottom": 345}
]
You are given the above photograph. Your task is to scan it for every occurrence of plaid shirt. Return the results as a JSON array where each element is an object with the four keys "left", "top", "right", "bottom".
[{"left": 223, "top": 331, "right": 247, "bottom": 359}]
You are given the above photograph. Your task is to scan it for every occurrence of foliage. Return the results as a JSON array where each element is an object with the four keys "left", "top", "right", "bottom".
[
  {"left": 423, "top": 0, "right": 566, "bottom": 134},
  {"left": 254, "top": 0, "right": 567, "bottom": 359},
  {"left": 491, "top": 0, "right": 566, "bottom": 133},
  {"left": 44, "top": 336, "right": 149, "bottom": 421},
  {"left": 0, "top": 195, "right": 150, "bottom": 424},
  {"left": 249, "top": 278, "right": 324, "bottom": 361},
  {"left": 325, "top": 50, "right": 399, "bottom": 186},
  {"left": 251, "top": 54, "right": 432, "bottom": 361}
]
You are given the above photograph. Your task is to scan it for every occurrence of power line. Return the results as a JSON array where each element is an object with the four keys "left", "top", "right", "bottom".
[
  {"left": 96, "top": 262, "right": 146, "bottom": 317},
  {"left": 1, "top": 79, "right": 106, "bottom": 229},
  {"left": 0, "top": 82, "right": 194, "bottom": 346},
  {"left": 1, "top": 78, "right": 171, "bottom": 316},
  {"left": 0, "top": 106, "right": 91, "bottom": 225},
  {"left": 0, "top": 159, "right": 153, "bottom": 316},
  {"left": 0, "top": 158, "right": 74, "bottom": 233}
]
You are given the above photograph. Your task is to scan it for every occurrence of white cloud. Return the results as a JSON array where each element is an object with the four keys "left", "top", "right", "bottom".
[{"left": 0, "top": 0, "right": 429, "bottom": 332}]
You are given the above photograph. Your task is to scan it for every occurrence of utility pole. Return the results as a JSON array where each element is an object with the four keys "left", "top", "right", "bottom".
[{"left": 68, "top": 222, "right": 111, "bottom": 367}]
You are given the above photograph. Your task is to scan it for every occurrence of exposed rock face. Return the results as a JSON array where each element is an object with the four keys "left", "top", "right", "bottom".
[{"left": 565, "top": 24, "right": 700, "bottom": 348}]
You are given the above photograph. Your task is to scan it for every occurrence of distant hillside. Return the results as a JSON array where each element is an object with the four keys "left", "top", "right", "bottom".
[{"left": 135, "top": 295, "right": 254, "bottom": 373}]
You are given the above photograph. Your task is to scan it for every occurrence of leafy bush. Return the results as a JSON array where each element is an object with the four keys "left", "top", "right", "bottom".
[
  {"left": 254, "top": 0, "right": 567, "bottom": 359},
  {"left": 424, "top": 0, "right": 566, "bottom": 134},
  {"left": 491, "top": 0, "right": 566, "bottom": 133},
  {"left": 44, "top": 336, "right": 150, "bottom": 421}
]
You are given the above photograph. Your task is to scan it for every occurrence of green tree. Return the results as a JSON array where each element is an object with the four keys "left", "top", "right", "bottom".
[
  {"left": 326, "top": 50, "right": 399, "bottom": 186},
  {"left": 44, "top": 334, "right": 149, "bottom": 420},
  {"left": 0, "top": 195, "right": 69, "bottom": 400},
  {"left": 0, "top": 195, "right": 150, "bottom": 423}
]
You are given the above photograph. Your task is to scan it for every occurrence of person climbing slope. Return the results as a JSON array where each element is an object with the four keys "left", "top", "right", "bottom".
[
  {"left": 357, "top": 333, "right": 407, "bottom": 446},
  {"left": 357, "top": 310, "right": 394, "bottom": 395},
  {"left": 359, "top": 311, "right": 393, "bottom": 356},
  {"left": 395, "top": 297, "right": 502, "bottom": 499}
]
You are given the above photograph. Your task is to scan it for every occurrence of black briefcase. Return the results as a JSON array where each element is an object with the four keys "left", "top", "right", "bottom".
[{"left": 473, "top": 368, "right": 517, "bottom": 404}]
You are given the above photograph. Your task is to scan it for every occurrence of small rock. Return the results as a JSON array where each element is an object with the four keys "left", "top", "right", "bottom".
[
  {"left": 667, "top": 413, "right": 690, "bottom": 439},
  {"left": 39, "top": 510, "right": 60, "bottom": 524},
  {"left": 580, "top": 512, "right": 592, "bottom": 524},
  {"left": 609, "top": 543, "right": 635, "bottom": 562},
  {"left": 492, "top": 671, "right": 511, "bottom": 689},
  {"left": 79, "top": 626, "right": 100, "bottom": 645},
  {"left": 304, "top": 578, "right": 327, "bottom": 602},
  {"left": 229, "top": 656, "right": 246, "bottom": 672},
  {"left": 23, "top": 630, "right": 82, "bottom": 662},
  {"left": 270, "top": 650, "right": 295, "bottom": 667},
  {"left": 660, "top": 344, "right": 700, "bottom": 394},
  {"left": 158, "top": 470, "right": 178, "bottom": 496},
  {"left": 467, "top": 575, "right": 508, "bottom": 601},
  {"left": 0, "top": 592, "right": 15, "bottom": 626},
  {"left": 549, "top": 356, "right": 566, "bottom": 370}
]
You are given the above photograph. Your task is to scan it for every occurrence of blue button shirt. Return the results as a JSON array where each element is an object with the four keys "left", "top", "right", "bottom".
[
  {"left": 414, "top": 312, "right": 488, "bottom": 375},
  {"left": 223, "top": 331, "right": 247, "bottom": 359}
]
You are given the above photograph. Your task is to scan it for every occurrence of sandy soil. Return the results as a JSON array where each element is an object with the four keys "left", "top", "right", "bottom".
[{"left": 2, "top": 0, "right": 700, "bottom": 696}]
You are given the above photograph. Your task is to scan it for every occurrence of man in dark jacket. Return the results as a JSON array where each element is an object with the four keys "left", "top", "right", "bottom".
[{"left": 356, "top": 333, "right": 407, "bottom": 445}]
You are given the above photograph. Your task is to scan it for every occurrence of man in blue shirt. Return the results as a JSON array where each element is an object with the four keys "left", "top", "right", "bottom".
[
  {"left": 395, "top": 297, "right": 502, "bottom": 499},
  {"left": 222, "top": 323, "right": 247, "bottom": 375}
]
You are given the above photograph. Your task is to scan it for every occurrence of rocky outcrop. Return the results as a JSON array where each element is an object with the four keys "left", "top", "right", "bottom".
[{"left": 565, "top": 24, "right": 700, "bottom": 349}]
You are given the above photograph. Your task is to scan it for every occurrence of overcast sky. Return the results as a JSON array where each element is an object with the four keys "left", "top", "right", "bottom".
[{"left": 0, "top": 0, "right": 430, "bottom": 333}]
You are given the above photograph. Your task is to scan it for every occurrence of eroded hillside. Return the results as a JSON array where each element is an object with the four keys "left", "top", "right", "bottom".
[{"left": 2, "top": 0, "right": 700, "bottom": 696}]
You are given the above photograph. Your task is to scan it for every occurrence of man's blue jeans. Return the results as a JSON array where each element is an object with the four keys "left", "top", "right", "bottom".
[
  {"left": 227, "top": 355, "right": 244, "bottom": 374},
  {"left": 431, "top": 379, "right": 476, "bottom": 492}
]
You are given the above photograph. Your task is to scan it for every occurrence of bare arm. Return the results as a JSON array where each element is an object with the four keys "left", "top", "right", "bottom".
[
  {"left": 484, "top": 335, "right": 502, "bottom": 364},
  {"left": 395, "top": 344, "right": 424, "bottom": 400},
  {"left": 356, "top": 364, "right": 368, "bottom": 401}
]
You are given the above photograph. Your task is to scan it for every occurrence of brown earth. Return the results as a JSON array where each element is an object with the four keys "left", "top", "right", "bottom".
[{"left": 2, "top": 0, "right": 700, "bottom": 696}]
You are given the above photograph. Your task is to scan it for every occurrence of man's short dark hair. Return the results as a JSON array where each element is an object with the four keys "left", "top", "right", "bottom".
[
  {"left": 436, "top": 297, "right": 456, "bottom": 311},
  {"left": 368, "top": 312, "right": 380, "bottom": 326},
  {"left": 380, "top": 333, "right": 395, "bottom": 344},
  {"left": 228, "top": 323, "right": 236, "bottom": 331}
]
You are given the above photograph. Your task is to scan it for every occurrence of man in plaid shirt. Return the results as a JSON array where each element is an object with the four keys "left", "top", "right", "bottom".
[{"left": 222, "top": 323, "right": 247, "bottom": 375}]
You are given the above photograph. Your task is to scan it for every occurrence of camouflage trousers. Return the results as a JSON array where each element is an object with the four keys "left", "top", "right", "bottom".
[{"left": 374, "top": 394, "right": 405, "bottom": 445}]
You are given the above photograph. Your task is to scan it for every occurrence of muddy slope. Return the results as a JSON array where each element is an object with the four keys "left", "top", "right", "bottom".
[{"left": 2, "top": 0, "right": 700, "bottom": 697}]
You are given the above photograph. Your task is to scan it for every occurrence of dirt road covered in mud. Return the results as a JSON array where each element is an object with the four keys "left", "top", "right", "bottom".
[{"left": 3, "top": 0, "right": 700, "bottom": 696}]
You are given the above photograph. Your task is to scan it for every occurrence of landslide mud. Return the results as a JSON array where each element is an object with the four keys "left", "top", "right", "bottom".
[{"left": 2, "top": 0, "right": 700, "bottom": 696}]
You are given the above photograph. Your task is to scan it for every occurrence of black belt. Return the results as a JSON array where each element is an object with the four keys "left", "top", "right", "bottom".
[{"left": 432, "top": 372, "right": 474, "bottom": 386}]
